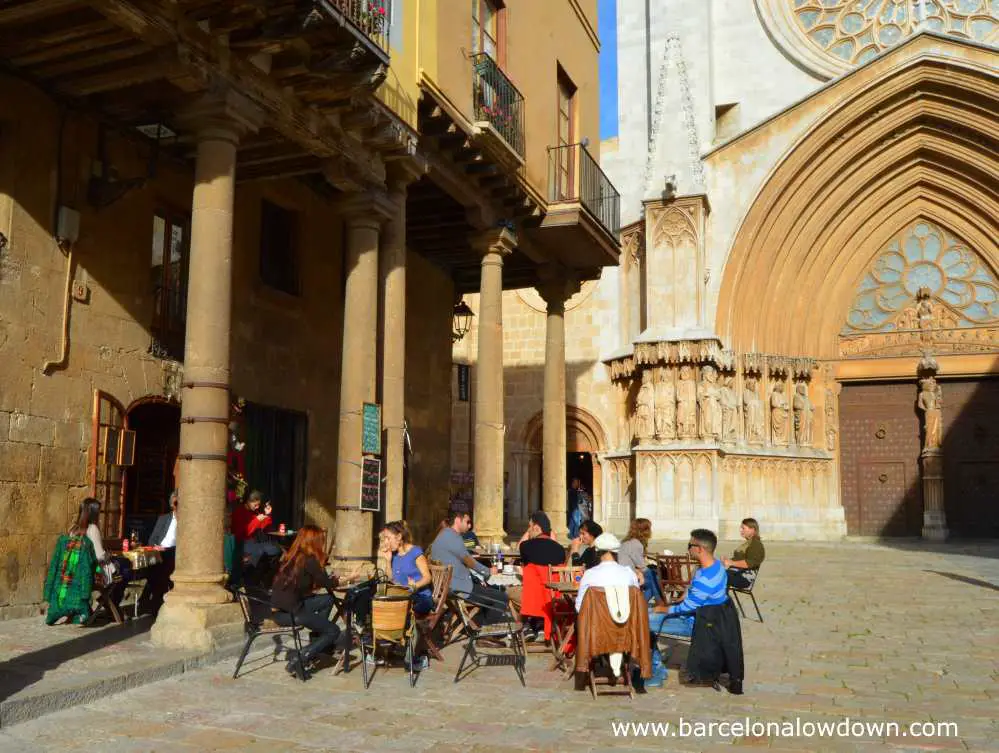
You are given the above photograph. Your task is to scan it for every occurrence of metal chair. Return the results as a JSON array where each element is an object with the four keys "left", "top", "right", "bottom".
[
  {"left": 728, "top": 566, "right": 763, "bottom": 622},
  {"left": 359, "top": 583, "right": 418, "bottom": 688},
  {"left": 452, "top": 588, "right": 526, "bottom": 687},
  {"left": 87, "top": 568, "right": 125, "bottom": 626},
  {"left": 231, "top": 586, "right": 308, "bottom": 681}
]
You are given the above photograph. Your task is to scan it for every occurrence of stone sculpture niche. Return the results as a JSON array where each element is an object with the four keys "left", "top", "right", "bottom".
[
  {"left": 743, "top": 375, "right": 765, "bottom": 445},
  {"left": 634, "top": 368, "right": 656, "bottom": 442},
  {"left": 770, "top": 376, "right": 789, "bottom": 446},
  {"left": 653, "top": 366, "right": 676, "bottom": 441},
  {"left": 698, "top": 364, "right": 721, "bottom": 440},
  {"left": 719, "top": 373, "right": 739, "bottom": 444},
  {"left": 677, "top": 364, "right": 697, "bottom": 439},
  {"left": 793, "top": 381, "right": 814, "bottom": 447}
]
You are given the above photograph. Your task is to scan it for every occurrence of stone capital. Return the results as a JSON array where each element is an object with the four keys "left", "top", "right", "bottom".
[
  {"left": 471, "top": 226, "right": 517, "bottom": 258},
  {"left": 175, "top": 88, "right": 264, "bottom": 144},
  {"left": 338, "top": 190, "right": 396, "bottom": 229},
  {"left": 386, "top": 155, "right": 428, "bottom": 195},
  {"left": 536, "top": 265, "right": 581, "bottom": 310}
]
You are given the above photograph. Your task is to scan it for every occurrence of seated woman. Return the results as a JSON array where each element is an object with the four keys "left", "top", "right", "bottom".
[
  {"left": 230, "top": 490, "right": 281, "bottom": 585},
  {"left": 379, "top": 520, "right": 433, "bottom": 615},
  {"left": 270, "top": 525, "right": 341, "bottom": 676},
  {"left": 45, "top": 498, "right": 126, "bottom": 625},
  {"left": 722, "top": 517, "right": 766, "bottom": 589},
  {"left": 619, "top": 518, "right": 664, "bottom": 604},
  {"left": 569, "top": 520, "right": 603, "bottom": 570}
]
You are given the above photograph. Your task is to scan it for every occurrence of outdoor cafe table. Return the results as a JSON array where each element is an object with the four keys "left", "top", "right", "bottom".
[
  {"left": 267, "top": 530, "right": 296, "bottom": 548},
  {"left": 114, "top": 547, "right": 164, "bottom": 570},
  {"left": 546, "top": 581, "right": 578, "bottom": 676}
]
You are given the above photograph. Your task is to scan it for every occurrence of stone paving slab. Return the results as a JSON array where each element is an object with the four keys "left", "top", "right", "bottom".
[{"left": 0, "top": 541, "right": 997, "bottom": 751}]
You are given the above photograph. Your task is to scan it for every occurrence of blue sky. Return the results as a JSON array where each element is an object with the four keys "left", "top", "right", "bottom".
[{"left": 598, "top": 0, "right": 619, "bottom": 140}]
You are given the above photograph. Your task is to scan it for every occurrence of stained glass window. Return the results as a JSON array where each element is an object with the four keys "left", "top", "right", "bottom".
[
  {"left": 842, "top": 220, "right": 999, "bottom": 333},
  {"left": 791, "top": 0, "right": 998, "bottom": 67}
]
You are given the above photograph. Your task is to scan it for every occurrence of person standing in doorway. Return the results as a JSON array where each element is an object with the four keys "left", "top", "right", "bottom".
[{"left": 567, "top": 477, "right": 592, "bottom": 540}]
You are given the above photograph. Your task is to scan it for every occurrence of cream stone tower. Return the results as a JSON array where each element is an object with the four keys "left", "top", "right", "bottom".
[{"left": 457, "top": 1, "right": 999, "bottom": 541}]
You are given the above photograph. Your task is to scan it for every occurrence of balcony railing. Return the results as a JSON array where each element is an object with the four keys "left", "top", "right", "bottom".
[
  {"left": 547, "top": 143, "right": 621, "bottom": 237},
  {"left": 472, "top": 53, "right": 525, "bottom": 158},
  {"left": 329, "top": 0, "right": 391, "bottom": 52}
]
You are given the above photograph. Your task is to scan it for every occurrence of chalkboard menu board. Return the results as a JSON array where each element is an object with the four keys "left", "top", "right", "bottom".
[
  {"left": 361, "top": 402, "right": 381, "bottom": 455},
  {"left": 360, "top": 456, "right": 381, "bottom": 512}
]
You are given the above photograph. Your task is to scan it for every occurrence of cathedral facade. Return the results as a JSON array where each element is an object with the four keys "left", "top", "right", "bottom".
[{"left": 453, "top": 0, "right": 999, "bottom": 541}]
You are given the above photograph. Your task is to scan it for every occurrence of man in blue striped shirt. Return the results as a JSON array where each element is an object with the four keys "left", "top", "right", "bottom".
[{"left": 645, "top": 529, "right": 729, "bottom": 687}]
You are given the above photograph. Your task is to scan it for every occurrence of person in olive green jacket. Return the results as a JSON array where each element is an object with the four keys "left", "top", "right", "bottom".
[{"left": 722, "top": 518, "right": 765, "bottom": 589}]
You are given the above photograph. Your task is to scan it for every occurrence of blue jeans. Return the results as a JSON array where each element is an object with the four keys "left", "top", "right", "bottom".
[
  {"left": 641, "top": 565, "right": 664, "bottom": 604},
  {"left": 648, "top": 612, "right": 693, "bottom": 676},
  {"left": 568, "top": 506, "right": 584, "bottom": 539}
]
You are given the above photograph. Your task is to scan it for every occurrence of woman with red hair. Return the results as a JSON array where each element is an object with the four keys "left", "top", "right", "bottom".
[{"left": 270, "top": 525, "right": 341, "bottom": 676}]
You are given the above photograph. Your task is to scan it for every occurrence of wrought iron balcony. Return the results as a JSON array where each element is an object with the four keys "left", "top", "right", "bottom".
[
  {"left": 547, "top": 143, "right": 621, "bottom": 238},
  {"left": 472, "top": 53, "right": 525, "bottom": 158},
  {"left": 329, "top": 0, "right": 391, "bottom": 52}
]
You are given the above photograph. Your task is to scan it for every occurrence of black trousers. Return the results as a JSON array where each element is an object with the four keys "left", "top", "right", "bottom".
[
  {"left": 727, "top": 568, "right": 754, "bottom": 590},
  {"left": 466, "top": 582, "right": 510, "bottom": 626},
  {"left": 293, "top": 594, "right": 341, "bottom": 660}
]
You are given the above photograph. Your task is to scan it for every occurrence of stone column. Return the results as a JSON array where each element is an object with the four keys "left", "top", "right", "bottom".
[
  {"left": 380, "top": 161, "right": 423, "bottom": 523},
  {"left": 334, "top": 192, "right": 394, "bottom": 565},
  {"left": 152, "top": 92, "right": 260, "bottom": 650},
  {"left": 537, "top": 266, "right": 580, "bottom": 541},
  {"left": 471, "top": 227, "right": 517, "bottom": 546},
  {"left": 917, "top": 370, "right": 948, "bottom": 541}
]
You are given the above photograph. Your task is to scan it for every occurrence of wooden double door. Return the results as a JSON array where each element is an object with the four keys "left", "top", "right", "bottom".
[{"left": 839, "top": 379, "right": 999, "bottom": 537}]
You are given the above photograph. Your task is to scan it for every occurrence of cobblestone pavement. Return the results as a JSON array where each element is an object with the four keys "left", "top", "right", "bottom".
[{"left": 2, "top": 541, "right": 997, "bottom": 752}]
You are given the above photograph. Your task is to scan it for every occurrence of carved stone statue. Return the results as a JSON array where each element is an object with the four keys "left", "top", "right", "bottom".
[
  {"left": 677, "top": 365, "right": 697, "bottom": 439},
  {"left": 916, "top": 287, "right": 934, "bottom": 330},
  {"left": 917, "top": 377, "right": 943, "bottom": 451},
  {"left": 770, "top": 378, "right": 789, "bottom": 445},
  {"left": 653, "top": 367, "right": 676, "bottom": 440},
  {"left": 743, "top": 376, "right": 764, "bottom": 444},
  {"left": 634, "top": 370, "right": 656, "bottom": 441},
  {"left": 698, "top": 365, "right": 721, "bottom": 440},
  {"left": 720, "top": 375, "right": 739, "bottom": 443},
  {"left": 825, "top": 387, "right": 837, "bottom": 451},
  {"left": 792, "top": 382, "right": 814, "bottom": 447}
]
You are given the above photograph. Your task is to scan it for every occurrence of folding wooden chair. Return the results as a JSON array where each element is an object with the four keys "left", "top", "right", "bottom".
[
  {"left": 656, "top": 554, "right": 698, "bottom": 604},
  {"left": 414, "top": 564, "right": 452, "bottom": 661},
  {"left": 728, "top": 566, "right": 763, "bottom": 623},
  {"left": 87, "top": 568, "right": 124, "bottom": 626},
  {"left": 546, "top": 565, "right": 583, "bottom": 674}
]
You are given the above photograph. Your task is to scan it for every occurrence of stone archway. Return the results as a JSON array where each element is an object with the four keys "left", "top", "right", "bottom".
[{"left": 510, "top": 406, "right": 609, "bottom": 533}]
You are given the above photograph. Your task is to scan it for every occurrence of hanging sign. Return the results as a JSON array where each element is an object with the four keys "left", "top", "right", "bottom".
[
  {"left": 360, "top": 456, "right": 382, "bottom": 512},
  {"left": 361, "top": 402, "right": 381, "bottom": 455}
]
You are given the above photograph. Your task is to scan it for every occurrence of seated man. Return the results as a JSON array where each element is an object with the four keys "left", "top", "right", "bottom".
[
  {"left": 462, "top": 521, "right": 482, "bottom": 554},
  {"left": 517, "top": 511, "right": 567, "bottom": 640},
  {"left": 648, "top": 528, "right": 729, "bottom": 687},
  {"left": 141, "top": 491, "right": 178, "bottom": 615},
  {"left": 574, "top": 533, "right": 639, "bottom": 612},
  {"left": 722, "top": 517, "right": 765, "bottom": 589},
  {"left": 569, "top": 520, "right": 603, "bottom": 570},
  {"left": 430, "top": 502, "right": 508, "bottom": 625}
]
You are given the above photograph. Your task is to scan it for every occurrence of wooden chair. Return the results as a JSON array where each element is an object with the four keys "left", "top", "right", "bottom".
[
  {"left": 360, "top": 584, "right": 418, "bottom": 688},
  {"left": 231, "top": 586, "right": 308, "bottom": 681},
  {"left": 546, "top": 565, "right": 583, "bottom": 674},
  {"left": 575, "top": 587, "right": 649, "bottom": 699},
  {"left": 656, "top": 554, "right": 698, "bottom": 604},
  {"left": 414, "top": 564, "right": 452, "bottom": 661},
  {"left": 728, "top": 566, "right": 763, "bottom": 623},
  {"left": 87, "top": 568, "right": 124, "bottom": 626}
]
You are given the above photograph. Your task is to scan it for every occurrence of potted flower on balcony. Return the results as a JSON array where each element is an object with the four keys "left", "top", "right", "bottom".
[{"left": 360, "top": 0, "right": 388, "bottom": 34}]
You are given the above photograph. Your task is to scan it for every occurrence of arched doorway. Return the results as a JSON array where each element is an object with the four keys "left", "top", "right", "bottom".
[
  {"left": 123, "top": 398, "right": 181, "bottom": 542},
  {"left": 513, "top": 406, "right": 608, "bottom": 533}
]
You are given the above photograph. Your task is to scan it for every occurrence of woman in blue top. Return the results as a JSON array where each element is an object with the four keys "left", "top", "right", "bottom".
[{"left": 378, "top": 520, "right": 433, "bottom": 614}]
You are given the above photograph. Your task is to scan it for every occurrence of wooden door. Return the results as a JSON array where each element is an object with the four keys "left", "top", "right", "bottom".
[
  {"left": 941, "top": 379, "right": 999, "bottom": 537},
  {"left": 839, "top": 383, "right": 922, "bottom": 536},
  {"left": 90, "top": 391, "right": 126, "bottom": 540}
]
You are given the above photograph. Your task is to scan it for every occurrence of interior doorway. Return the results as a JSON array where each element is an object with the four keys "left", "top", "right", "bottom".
[
  {"left": 566, "top": 452, "right": 594, "bottom": 497},
  {"left": 124, "top": 399, "right": 181, "bottom": 541}
]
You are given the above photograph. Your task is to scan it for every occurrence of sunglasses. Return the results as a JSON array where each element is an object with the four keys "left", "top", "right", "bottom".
[{"left": 687, "top": 543, "right": 700, "bottom": 550}]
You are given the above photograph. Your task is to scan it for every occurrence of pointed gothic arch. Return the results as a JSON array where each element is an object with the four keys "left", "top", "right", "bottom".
[{"left": 716, "top": 37, "right": 999, "bottom": 358}]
